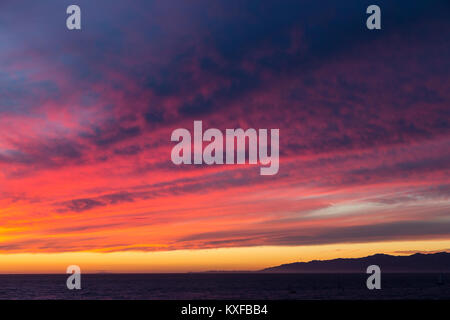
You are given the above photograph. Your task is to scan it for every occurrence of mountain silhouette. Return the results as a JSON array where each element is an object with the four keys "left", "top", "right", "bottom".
[{"left": 260, "top": 252, "right": 450, "bottom": 273}]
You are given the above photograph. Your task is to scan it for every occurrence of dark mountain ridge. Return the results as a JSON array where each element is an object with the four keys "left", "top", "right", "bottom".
[{"left": 260, "top": 252, "right": 450, "bottom": 273}]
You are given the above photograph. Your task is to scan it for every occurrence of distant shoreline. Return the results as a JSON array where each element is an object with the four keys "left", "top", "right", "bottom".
[{"left": 1, "top": 251, "right": 449, "bottom": 275}]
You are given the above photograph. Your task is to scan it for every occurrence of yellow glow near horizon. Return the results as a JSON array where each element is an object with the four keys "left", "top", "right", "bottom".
[{"left": 1, "top": 239, "right": 449, "bottom": 273}]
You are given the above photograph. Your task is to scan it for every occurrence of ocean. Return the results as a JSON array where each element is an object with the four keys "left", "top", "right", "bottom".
[{"left": 0, "top": 273, "right": 449, "bottom": 300}]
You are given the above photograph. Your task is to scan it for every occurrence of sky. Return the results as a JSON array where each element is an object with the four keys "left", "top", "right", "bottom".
[{"left": 0, "top": 0, "right": 449, "bottom": 273}]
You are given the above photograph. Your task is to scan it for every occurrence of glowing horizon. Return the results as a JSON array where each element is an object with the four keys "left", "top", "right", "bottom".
[{"left": 1, "top": 240, "right": 450, "bottom": 274}]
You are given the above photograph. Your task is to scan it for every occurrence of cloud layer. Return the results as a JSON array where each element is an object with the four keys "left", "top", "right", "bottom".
[{"left": 0, "top": 0, "right": 449, "bottom": 254}]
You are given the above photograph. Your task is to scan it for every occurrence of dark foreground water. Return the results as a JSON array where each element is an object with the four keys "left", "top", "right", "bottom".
[{"left": 0, "top": 273, "right": 449, "bottom": 300}]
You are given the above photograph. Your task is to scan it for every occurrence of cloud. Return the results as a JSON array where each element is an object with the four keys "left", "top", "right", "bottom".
[
  {"left": 0, "top": 0, "right": 448, "bottom": 254},
  {"left": 176, "top": 220, "right": 450, "bottom": 249}
]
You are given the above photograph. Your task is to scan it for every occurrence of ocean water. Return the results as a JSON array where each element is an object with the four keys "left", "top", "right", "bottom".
[{"left": 0, "top": 273, "right": 449, "bottom": 300}]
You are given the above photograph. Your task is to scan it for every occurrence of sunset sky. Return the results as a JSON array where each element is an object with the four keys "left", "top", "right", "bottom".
[{"left": 0, "top": 0, "right": 449, "bottom": 273}]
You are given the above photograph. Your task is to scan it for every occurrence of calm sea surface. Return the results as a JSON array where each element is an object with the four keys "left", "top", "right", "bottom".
[{"left": 0, "top": 273, "right": 449, "bottom": 300}]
